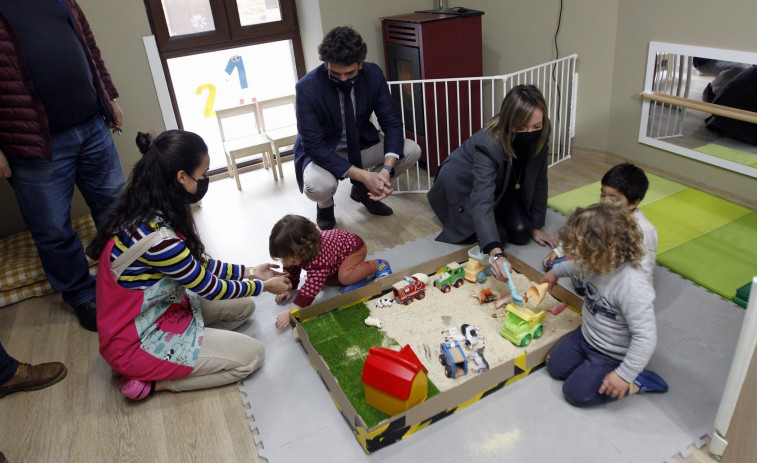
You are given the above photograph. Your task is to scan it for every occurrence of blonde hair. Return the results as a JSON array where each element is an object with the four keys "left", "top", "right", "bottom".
[
  {"left": 269, "top": 214, "right": 322, "bottom": 263},
  {"left": 487, "top": 84, "right": 549, "bottom": 160},
  {"left": 558, "top": 203, "right": 643, "bottom": 275}
]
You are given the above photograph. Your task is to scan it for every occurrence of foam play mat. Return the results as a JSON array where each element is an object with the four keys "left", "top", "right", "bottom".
[{"left": 547, "top": 173, "right": 757, "bottom": 302}]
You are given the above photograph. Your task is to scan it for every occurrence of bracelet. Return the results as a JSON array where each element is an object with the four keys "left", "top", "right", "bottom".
[
  {"left": 488, "top": 252, "right": 505, "bottom": 265},
  {"left": 247, "top": 267, "right": 255, "bottom": 279}
]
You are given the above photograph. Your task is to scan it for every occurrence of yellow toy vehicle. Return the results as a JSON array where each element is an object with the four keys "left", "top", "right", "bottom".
[{"left": 464, "top": 245, "right": 492, "bottom": 283}]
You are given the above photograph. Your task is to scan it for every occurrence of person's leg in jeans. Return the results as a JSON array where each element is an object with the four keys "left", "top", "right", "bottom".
[
  {"left": 73, "top": 115, "right": 125, "bottom": 228},
  {"left": 547, "top": 327, "right": 621, "bottom": 407},
  {"left": 7, "top": 116, "right": 124, "bottom": 312},
  {"left": 0, "top": 342, "right": 19, "bottom": 386}
]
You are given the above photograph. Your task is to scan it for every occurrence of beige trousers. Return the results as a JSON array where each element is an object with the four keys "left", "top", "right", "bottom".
[
  {"left": 164, "top": 297, "right": 264, "bottom": 392},
  {"left": 303, "top": 136, "right": 422, "bottom": 207}
]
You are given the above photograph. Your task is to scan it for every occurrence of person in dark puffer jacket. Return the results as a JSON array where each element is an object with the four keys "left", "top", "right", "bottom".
[{"left": 0, "top": 0, "right": 126, "bottom": 331}]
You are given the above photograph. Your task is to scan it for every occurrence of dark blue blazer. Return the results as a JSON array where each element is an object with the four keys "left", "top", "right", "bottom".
[{"left": 293, "top": 62, "right": 405, "bottom": 192}]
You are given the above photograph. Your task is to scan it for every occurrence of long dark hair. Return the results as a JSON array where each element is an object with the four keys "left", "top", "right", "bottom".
[
  {"left": 488, "top": 84, "right": 549, "bottom": 159},
  {"left": 87, "top": 130, "right": 208, "bottom": 261}
]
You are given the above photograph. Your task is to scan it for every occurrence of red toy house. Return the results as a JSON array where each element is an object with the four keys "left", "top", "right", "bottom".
[{"left": 361, "top": 345, "right": 428, "bottom": 416}]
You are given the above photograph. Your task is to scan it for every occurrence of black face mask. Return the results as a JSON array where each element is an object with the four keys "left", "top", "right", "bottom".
[
  {"left": 184, "top": 177, "right": 209, "bottom": 204},
  {"left": 512, "top": 129, "right": 542, "bottom": 153},
  {"left": 329, "top": 73, "right": 358, "bottom": 91}
]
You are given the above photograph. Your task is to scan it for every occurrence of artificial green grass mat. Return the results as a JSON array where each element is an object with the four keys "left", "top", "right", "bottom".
[
  {"left": 547, "top": 173, "right": 687, "bottom": 215},
  {"left": 695, "top": 143, "right": 757, "bottom": 168},
  {"left": 301, "top": 302, "right": 441, "bottom": 428},
  {"left": 656, "top": 212, "right": 757, "bottom": 300},
  {"left": 641, "top": 189, "right": 751, "bottom": 254}
]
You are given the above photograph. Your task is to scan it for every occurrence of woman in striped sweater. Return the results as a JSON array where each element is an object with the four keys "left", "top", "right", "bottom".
[{"left": 86, "top": 130, "right": 290, "bottom": 400}]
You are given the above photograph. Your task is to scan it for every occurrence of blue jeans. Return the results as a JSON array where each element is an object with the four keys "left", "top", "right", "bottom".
[
  {"left": 7, "top": 114, "right": 125, "bottom": 307},
  {"left": 0, "top": 341, "right": 19, "bottom": 385},
  {"left": 546, "top": 327, "right": 621, "bottom": 407}
]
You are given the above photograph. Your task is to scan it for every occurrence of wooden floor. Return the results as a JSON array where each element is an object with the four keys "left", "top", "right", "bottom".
[{"left": 0, "top": 152, "right": 721, "bottom": 462}]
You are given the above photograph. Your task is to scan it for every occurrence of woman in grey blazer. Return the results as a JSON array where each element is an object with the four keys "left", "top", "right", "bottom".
[{"left": 427, "top": 85, "right": 557, "bottom": 282}]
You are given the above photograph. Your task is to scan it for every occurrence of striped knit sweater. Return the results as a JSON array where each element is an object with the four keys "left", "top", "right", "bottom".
[{"left": 110, "top": 221, "right": 262, "bottom": 298}]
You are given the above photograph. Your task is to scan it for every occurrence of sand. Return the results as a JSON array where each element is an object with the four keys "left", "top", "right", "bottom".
[{"left": 365, "top": 265, "right": 582, "bottom": 392}]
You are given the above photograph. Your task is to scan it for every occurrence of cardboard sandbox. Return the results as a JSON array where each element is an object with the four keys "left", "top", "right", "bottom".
[{"left": 288, "top": 246, "right": 583, "bottom": 453}]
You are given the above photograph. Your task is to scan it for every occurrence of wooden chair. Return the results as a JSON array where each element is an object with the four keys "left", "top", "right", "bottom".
[
  {"left": 215, "top": 100, "right": 278, "bottom": 190},
  {"left": 258, "top": 95, "right": 297, "bottom": 180}
]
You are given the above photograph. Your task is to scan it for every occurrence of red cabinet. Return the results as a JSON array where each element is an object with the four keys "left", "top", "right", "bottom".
[{"left": 381, "top": 12, "right": 483, "bottom": 174}]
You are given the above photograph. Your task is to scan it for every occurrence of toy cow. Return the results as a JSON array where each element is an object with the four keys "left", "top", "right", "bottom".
[
  {"left": 375, "top": 298, "right": 394, "bottom": 308},
  {"left": 461, "top": 324, "right": 484, "bottom": 348}
]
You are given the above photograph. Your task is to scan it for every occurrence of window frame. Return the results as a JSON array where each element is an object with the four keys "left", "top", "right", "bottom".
[{"left": 143, "top": 0, "right": 305, "bottom": 174}]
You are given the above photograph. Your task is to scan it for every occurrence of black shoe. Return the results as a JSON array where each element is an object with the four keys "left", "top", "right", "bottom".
[
  {"left": 350, "top": 184, "right": 393, "bottom": 216},
  {"left": 316, "top": 204, "right": 336, "bottom": 230},
  {"left": 73, "top": 299, "right": 98, "bottom": 332}
]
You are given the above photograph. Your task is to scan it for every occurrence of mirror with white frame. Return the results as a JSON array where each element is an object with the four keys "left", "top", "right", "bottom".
[{"left": 639, "top": 41, "right": 757, "bottom": 179}]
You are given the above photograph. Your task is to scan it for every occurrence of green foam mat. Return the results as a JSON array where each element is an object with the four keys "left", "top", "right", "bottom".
[
  {"left": 640, "top": 189, "right": 752, "bottom": 254},
  {"left": 656, "top": 212, "right": 757, "bottom": 300},
  {"left": 547, "top": 173, "right": 687, "bottom": 215},
  {"left": 695, "top": 143, "right": 757, "bottom": 168}
]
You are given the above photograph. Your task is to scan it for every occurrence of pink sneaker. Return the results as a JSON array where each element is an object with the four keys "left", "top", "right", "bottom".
[{"left": 118, "top": 377, "right": 153, "bottom": 400}]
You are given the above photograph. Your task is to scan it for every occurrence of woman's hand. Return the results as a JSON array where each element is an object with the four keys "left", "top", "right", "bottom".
[
  {"left": 275, "top": 290, "right": 293, "bottom": 305},
  {"left": 489, "top": 254, "right": 513, "bottom": 283},
  {"left": 262, "top": 275, "right": 291, "bottom": 295},
  {"left": 532, "top": 228, "right": 557, "bottom": 249},
  {"left": 251, "top": 263, "right": 284, "bottom": 280},
  {"left": 599, "top": 371, "right": 630, "bottom": 400}
]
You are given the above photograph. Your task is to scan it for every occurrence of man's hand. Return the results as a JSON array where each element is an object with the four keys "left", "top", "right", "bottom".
[
  {"left": 0, "top": 149, "right": 11, "bottom": 179},
  {"left": 348, "top": 167, "right": 393, "bottom": 200},
  {"left": 109, "top": 99, "right": 123, "bottom": 133},
  {"left": 599, "top": 370, "right": 630, "bottom": 400}
]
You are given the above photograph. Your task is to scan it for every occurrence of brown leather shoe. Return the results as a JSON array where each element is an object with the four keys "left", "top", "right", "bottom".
[{"left": 0, "top": 362, "right": 67, "bottom": 398}]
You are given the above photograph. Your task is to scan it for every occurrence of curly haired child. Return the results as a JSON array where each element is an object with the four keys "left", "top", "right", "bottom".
[
  {"left": 541, "top": 203, "right": 668, "bottom": 407},
  {"left": 543, "top": 163, "right": 658, "bottom": 293},
  {"left": 270, "top": 215, "right": 391, "bottom": 330}
]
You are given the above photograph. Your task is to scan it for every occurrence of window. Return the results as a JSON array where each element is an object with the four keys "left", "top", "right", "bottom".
[{"left": 144, "top": 0, "right": 304, "bottom": 172}]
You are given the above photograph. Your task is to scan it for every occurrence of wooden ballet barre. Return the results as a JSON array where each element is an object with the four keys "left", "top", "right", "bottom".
[{"left": 640, "top": 91, "right": 757, "bottom": 125}]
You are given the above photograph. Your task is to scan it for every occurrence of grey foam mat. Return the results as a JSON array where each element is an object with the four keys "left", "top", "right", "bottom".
[{"left": 238, "top": 209, "right": 744, "bottom": 462}]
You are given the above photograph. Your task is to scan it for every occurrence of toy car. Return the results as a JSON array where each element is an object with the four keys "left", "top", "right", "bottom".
[
  {"left": 500, "top": 302, "right": 545, "bottom": 347},
  {"left": 439, "top": 340, "right": 468, "bottom": 378},
  {"left": 464, "top": 245, "right": 492, "bottom": 284},
  {"left": 392, "top": 274, "right": 427, "bottom": 305},
  {"left": 434, "top": 262, "right": 465, "bottom": 293}
]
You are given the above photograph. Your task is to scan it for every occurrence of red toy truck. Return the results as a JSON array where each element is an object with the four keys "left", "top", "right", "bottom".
[{"left": 392, "top": 274, "right": 427, "bottom": 305}]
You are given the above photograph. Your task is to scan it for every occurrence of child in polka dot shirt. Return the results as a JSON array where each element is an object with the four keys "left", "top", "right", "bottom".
[{"left": 270, "top": 215, "right": 391, "bottom": 330}]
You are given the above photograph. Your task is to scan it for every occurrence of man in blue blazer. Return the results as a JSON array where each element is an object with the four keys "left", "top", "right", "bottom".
[{"left": 294, "top": 26, "right": 421, "bottom": 229}]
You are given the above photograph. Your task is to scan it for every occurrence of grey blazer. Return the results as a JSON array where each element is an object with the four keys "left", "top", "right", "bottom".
[{"left": 427, "top": 126, "right": 549, "bottom": 248}]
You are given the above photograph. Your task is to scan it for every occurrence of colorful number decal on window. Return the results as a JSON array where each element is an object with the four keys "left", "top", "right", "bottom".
[
  {"left": 225, "top": 55, "right": 248, "bottom": 89},
  {"left": 196, "top": 83, "right": 216, "bottom": 118}
]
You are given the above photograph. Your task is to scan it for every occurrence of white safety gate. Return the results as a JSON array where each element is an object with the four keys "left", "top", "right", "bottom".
[{"left": 386, "top": 54, "right": 578, "bottom": 193}]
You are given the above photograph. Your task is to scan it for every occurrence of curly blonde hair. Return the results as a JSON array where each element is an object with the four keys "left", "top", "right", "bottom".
[
  {"left": 558, "top": 203, "right": 643, "bottom": 275},
  {"left": 269, "top": 214, "right": 322, "bottom": 263}
]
